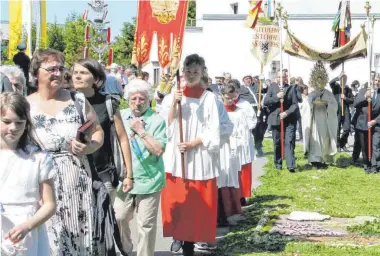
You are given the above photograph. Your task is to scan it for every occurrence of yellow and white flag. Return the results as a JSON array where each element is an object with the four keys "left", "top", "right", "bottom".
[
  {"left": 22, "top": 0, "right": 33, "bottom": 56},
  {"left": 8, "top": 0, "right": 23, "bottom": 59}
]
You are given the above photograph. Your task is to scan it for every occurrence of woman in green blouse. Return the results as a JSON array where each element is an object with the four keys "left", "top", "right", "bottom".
[{"left": 115, "top": 79, "right": 167, "bottom": 256}]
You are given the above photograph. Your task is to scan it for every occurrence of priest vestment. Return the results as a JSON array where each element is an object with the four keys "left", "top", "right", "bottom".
[{"left": 301, "top": 89, "right": 338, "bottom": 164}]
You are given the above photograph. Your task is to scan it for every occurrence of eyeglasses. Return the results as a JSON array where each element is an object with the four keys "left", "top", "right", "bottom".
[{"left": 40, "top": 66, "right": 65, "bottom": 74}]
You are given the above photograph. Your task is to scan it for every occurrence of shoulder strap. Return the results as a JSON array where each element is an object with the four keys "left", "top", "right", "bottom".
[
  {"left": 70, "top": 91, "right": 85, "bottom": 124},
  {"left": 105, "top": 94, "right": 114, "bottom": 123},
  {"left": 0, "top": 73, "right": 5, "bottom": 93}
]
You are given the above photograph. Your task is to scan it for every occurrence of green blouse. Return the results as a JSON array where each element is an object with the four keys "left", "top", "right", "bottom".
[{"left": 118, "top": 108, "right": 167, "bottom": 195}]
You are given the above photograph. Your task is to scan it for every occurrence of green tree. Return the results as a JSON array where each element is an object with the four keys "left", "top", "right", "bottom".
[
  {"left": 187, "top": 0, "right": 196, "bottom": 26},
  {"left": 63, "top": 12, "right": 86, "bottom": 66},
  {"left": 47, "top": 21, "right": 65, "bottom": 52},
  {"left": 111, "top": 18, "right": 136, "bottom": 65}
]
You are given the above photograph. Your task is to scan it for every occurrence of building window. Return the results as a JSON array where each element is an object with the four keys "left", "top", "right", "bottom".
[
  {"left": 231, "top": 3, "right": 238, "bottom": 14},
  {"left": 269, "top": 60, "right": 280, "bottom": 80}
]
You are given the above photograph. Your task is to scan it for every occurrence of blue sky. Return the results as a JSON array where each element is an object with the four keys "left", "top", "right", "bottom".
[{"left": 1, "top": 0, "right": 138, "bottom": 38}]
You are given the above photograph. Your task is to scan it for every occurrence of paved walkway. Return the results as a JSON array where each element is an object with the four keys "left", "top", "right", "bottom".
[{"left": 125, "top": 156, "right": 268, "bottom": 256}]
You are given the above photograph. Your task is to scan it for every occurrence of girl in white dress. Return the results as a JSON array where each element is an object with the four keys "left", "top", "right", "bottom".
[{"left": 0, "top": 92, "right": 56, "bottom": 256}]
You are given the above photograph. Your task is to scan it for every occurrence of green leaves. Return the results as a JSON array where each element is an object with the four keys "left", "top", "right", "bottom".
[
  {"left": 47, "top": 20, "right": 65, "bottom": 53},
  {"left": 111, "top": 18, "right": 136, "bottom": 65},
  {"left": 62, "top": 12, "right": 87, "bottom": 66}
]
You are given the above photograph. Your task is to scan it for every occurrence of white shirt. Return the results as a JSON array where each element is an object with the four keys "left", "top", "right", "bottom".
[
  {"left": 236, "top": 98, "right": 256, "bottom": 163},
  {"left": 162, "top": 91, "right": 221, "bottom": 180},
  {"left": 218, "top": 108, "right": 247, "bottom": 188}
]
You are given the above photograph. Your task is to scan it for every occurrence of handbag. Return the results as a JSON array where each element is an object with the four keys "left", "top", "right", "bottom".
[
  {"left": 69, "top": 91, "right": 129, "bottom": 256},
  {"left": 105, "top": 94, "right": 127, "bottom": 181}
]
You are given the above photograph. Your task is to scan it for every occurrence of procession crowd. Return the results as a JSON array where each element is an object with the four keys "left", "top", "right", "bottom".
[{"left": 1, "top": 44, "right": 380, "bottom": 256}]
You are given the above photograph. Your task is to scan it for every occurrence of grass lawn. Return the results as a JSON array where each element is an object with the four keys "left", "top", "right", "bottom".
[{"left": 216, "top": 140, "right": 380, "bottom": 256}]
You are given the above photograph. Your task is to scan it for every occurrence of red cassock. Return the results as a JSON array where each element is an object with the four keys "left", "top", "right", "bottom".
[
  {"left": 161, "top": 173, "right": 218, "bottom": 243},
  {"left": 219, "top": 187, "right": 242, "bottom": 217},
  {"left": 239, "top": 163, "right": 252, "bottom": 198}
]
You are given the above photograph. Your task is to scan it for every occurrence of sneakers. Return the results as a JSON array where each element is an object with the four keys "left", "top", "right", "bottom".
[
  {"left": 194, "top": 243, "right": 217, "bottom": 251},
  {"left": 256, "top": 149, "right": 264, "bottom": 157},
  {"left": 227, "top": 214, "right": 245, "bottom": 226},
  {"left": 170, "top": 240, "right": 183, "bottom": 253}
]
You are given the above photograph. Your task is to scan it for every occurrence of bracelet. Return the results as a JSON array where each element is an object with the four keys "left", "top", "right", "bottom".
[
  {"left": 139, "top": 131, "right": 148, "bottom": 138},
  {"left": 126, "top": 176, "right": 134, "bottom": 180}
]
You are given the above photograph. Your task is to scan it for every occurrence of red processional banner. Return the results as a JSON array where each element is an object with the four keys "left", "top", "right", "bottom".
[{"left": 132, "top": 0, "right": 189, "bottom": 69}]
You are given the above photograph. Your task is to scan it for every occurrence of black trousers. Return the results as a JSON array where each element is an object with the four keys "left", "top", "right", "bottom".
[
  {"left": 352, "top": 129, "right": 362, "bottom": 160},
  {"left": 271, "top": 123, "right": 296, "bottom": 170},
  {"left": 371, "top": 131, "right": 380, "bottom": 171},
  {"left": 253, "top": 120, "right": 268, "bottom": 150},
  {"left": 353, "top": 129, "right": 370, "bottom": 169},
  {"left": 337, "top": 114, "right": 350, "bottom": 148}
]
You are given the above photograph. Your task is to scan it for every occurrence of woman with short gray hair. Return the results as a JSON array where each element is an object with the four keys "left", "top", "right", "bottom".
[
  {"left": 115, "top": 79, "right": 167, "bottom": 256},
  {"left": 0, "top": 65, "right": 26, "bottom": 95}
]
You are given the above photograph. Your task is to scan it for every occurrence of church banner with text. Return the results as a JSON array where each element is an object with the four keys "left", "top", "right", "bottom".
[{"left": 251, "top": 24, "right": 281, "bottom": 66}]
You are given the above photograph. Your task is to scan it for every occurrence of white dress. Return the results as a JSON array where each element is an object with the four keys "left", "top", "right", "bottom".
[
  {"left": 236, "top": 98, "right": 257, "bottom": 163},
  {"left": 0, "top": 147, "right": 55, "bottom": 256},
  {"left": 217, "top": 108, "right": 246, "bottom": 188}
]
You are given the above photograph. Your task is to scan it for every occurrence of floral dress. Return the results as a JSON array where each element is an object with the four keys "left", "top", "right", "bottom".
[{"left": 29, "top": 92, "right": 104, "bottom": 255}]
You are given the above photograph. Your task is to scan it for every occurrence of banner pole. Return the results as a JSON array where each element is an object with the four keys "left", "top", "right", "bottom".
[
  {"left": 258, "top": 63, "right": 263, "bottom": 114},
  {"left": 341, "top": 62, "right": 345, "bottom": 116},
  {"left": 365, "top": 1, "right": 372, "bottom": 161},
  {"left": 277, "top": 2, "right": 284, "bottom": 160}
]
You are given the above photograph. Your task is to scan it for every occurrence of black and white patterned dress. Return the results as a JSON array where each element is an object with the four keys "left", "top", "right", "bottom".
[{"left": 29, "top": 92, "right": 104, "bottom": 255}]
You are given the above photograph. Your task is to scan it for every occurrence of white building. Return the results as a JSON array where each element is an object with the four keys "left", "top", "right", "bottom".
[{"left": 146, "top": 0, "right": 380, "bottom": 86}]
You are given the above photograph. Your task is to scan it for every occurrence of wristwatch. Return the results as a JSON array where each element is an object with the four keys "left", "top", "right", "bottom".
[{"left": 139, "top": 131, "right": 148, "bottom": 138}]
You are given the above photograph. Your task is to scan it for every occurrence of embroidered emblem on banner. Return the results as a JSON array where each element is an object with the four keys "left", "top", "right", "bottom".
[{"left": 150, "top": 0, "right": 180, "bottom": 24}]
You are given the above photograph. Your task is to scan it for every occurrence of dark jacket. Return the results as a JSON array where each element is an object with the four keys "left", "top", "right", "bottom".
[
  {"left": 264, "top": 83, "right": 299, "bottom": 126},
  {"left": 209, "top": 84, "right": 223, "bottom": 97},
  {"left": 329, "top": 77, "right": 354, "bottom": 114},
  {"left": 239, "top": 85, "right": 256, "bottom": 105},
  {"left": 353, "top": 87, "right": 380, "bottom": 132},
  {"left": 13, "top": 51, "right": 30, "bottom": 83}
]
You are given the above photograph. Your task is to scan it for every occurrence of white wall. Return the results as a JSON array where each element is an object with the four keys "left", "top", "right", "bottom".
[
  {"left": 180, "top": 17, "right": 379, "bottom": 85},
  {"left": 197, "top": 0, "right": 380, "bottom": 16}
]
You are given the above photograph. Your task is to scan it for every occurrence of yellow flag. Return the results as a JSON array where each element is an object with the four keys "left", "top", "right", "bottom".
[
  {"left": 8, "top": 0, "right": 23, "bottom": 59},
  {"left": 40, "top": 0, "right": 47, "bottom": 48}
]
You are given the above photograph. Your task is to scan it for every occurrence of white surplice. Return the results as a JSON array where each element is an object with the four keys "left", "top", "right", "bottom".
[
  {"left": 162, "top": 91, "right": 221, "bottom": 180},
  {"left": 217, "top": 107, "right": 249, "bottom": 188},
  {"left": 301, "top": 89, "right": 338, "bottom": 163},
  {"left": 236, "top": 98, "right": 257, "bottom": 164}
]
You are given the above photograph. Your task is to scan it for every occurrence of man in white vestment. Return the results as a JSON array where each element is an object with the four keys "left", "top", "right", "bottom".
[{"left": 301, "top": 61, "right": 338, "bottom": 168}]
